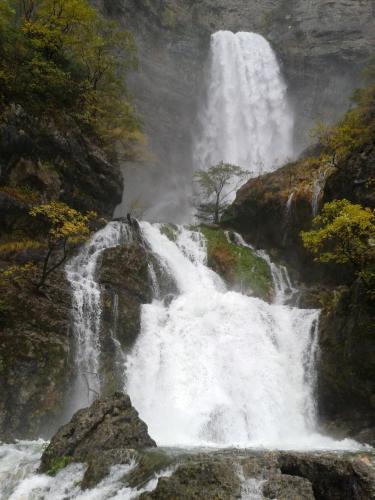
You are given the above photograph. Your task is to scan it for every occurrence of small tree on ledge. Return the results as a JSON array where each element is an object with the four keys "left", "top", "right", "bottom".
[
  {"left": 194, "top": 162, "right": 249, "bottom": 224},
  {"left": 30, "top": 202, "right": 96, "bottom": 290}
]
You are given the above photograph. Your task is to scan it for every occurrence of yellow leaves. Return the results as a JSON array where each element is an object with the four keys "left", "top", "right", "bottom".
[
  {"left": 0, "top": 240, "right": 43, "bottom": 256},
  {"left": 1, "top": 0, "right": 140, "bottom": 159},
  {"left": 0, "top": 185, "right": 40, "bottom": 206},
  {"left": 301, "top": 200, "right": 375, "bottom": 269},
  {"left": 30, "top": 201, "right": 96, "bottom": 243},
  {"left": 312, "top": 83, "right": 375, "bottom": 164},
  {"left": 0, "top": 262, "right": 37, "bottom": 287}
]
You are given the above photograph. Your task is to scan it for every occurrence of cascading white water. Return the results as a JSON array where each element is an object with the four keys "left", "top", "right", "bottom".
[
  {"left": 65, "top": 222, "right": 129, "bottom": 413},
  {"left": 125, "top": 223, "right": 353, "bottom": 450},
  {"left": 0, "top": 440, "right": 173, "bottom": 500},
  {"left": 0, "top": 224, "right": 364, "bottom": 498},
  {"left": 194, "top": 31, "right": 294, "bottom": 176}
]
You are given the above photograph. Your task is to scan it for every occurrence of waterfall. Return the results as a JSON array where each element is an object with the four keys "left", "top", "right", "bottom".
[
  {"left": 125, "top": 223, "right": 331, "bottom": 449},
  {"left": 65, "top": 222, "right": 130, "bottom": 413},
  {"left": 1, "top": 224, "right": 363, "bottom": 498},
  {"left": 194, "top": 31, "right": 294, "bottom": 176}
]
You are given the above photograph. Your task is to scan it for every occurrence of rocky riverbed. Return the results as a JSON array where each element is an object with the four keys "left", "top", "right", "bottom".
[{"left": 2, "top": 393, "right": 374, "bottom": 499}]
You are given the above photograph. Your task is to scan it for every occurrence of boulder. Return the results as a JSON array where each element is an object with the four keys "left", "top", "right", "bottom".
[
  {"left": 278, "top": 452, "right": 375, "bottom": 500},
  {"left": 263, "top": 474, "right": 315, "bottom": 500},
  {"left": 39, "top": 392, "right": 156, "bottom": 476},
  {"left": 140, "top": 459, "right": 241, "bottom": 500}
]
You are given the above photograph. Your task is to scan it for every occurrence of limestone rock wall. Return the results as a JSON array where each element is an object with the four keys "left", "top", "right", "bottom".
[{"left": 96, "top": 0, "right": 374, "bottom": 221}]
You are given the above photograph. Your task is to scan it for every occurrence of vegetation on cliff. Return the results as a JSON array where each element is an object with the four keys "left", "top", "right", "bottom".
[
  {"left": 301, "top": 199, "right": 375, "bottom": 295},
  {"left": 199, "top": 226, "right": 273, "bottom": 301},
  {"left": 0, "top": 0, "right": 140, "bottom": 153},
  {"left": 0, "top": 0, "right": 142, "bottom": 304}
]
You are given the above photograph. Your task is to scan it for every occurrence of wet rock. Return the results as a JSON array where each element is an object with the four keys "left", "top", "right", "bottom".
[
  {"left": 0, "top": 269, "right": 73, "bottom": 441},
  {"left": 263, "top": 474, "right": 315, "bottom": 500},
  {"left": 278, "top": 452, "right": 375, "bottom": 500},
  {"left": 39, "top": 392, "right": 156, "bottom": 475},
  {"left": 140, "top": 459, "right": 241, "bottom": 500},
  {"left": 318, "top": 283, "right": 375, "bottom": 445},
  {"left": 323, "top": 140, "right": 375, "bottom": 209},
  {"left": 224, "top": 158, "right": 328, "bottom": 282},
  {"left": 97, "top": 242, "right": 154, "bottom": 395},
  {"left": 82, "top": 448, "right": 135, "bottom": 489}
]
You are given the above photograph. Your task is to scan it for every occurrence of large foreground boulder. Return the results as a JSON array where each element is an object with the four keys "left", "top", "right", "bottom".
[{"left": 40, "top": 392, "right": 156, "bottom": 477}]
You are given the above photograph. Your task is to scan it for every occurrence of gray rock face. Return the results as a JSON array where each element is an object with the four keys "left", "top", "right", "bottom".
[
  {"left": 0, "top": 269, "right": 73, "bottom": 442},
  {"left": 139, "top": 451, "right": 375, "bottom": 500},
  {"left": 95, "top": 0, "right": 374, "bottom": 221},
  {"left": 140, "top": 459, "right": 241, "bottom": 499},
  {"left": 263, "top": 474, "right": 315, "bottom": 500},
  {"left": 0, "top": 106, "right": 122, "bottom": 218},
  {"left": 278, "top": 452, "right": 375, "bottom": 500},
  {"left": 40, "top": 393, "right": 156, "bottom": 474},
  {"left": 97, "top": 242, "right": 154, "bottom": 395}
]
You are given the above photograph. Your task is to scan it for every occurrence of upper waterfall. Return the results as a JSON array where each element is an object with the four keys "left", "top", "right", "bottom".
[{"left": 194, "top": 31, "right": 294, "bottom": 175}]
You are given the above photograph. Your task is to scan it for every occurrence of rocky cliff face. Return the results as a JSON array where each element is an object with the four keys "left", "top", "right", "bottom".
[
  {"left": 0, "top": 269, "right": 73, "bottom": 441},
  {"left": 0, "top": 107, "right": 123, "bottom": 219},
  {"left": 0, "top": 105, "right": 124, "bottom": 440},
  {"left": 0, "top": 224, "right": 157, "bottom": 441},
  {"left": 96, "top": 0, "right": 374, "bottom": 221}
]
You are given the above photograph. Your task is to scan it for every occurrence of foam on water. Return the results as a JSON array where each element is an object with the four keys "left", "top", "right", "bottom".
[
  {"left": 0, "top": 441, "right": 173, "bottom": 500},
  {"left": 125, "top": 223, "right": 362, "bottom": 451}
]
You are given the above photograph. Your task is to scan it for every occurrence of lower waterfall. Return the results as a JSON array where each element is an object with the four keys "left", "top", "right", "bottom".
[
  {"left": 126, "top": 223, "right": 330, "bottom": 449},
  {"left": 0, "top": 222, "right": 365, "bottom": 499}
]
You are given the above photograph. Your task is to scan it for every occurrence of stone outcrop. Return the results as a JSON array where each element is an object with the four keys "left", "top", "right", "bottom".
[
  {"left": 140, "top": 459, "right": 241, "bottom": 499},
  {"left": 97, "top": 239, "right": 156, "bottom": 395},
  {"left": 263, "top": 475, "right": 315, "bottom": 500},
  {"left": 318, "top": 283, "right": 375, "bottom": 446},
  {"left": 224, "top": 158, "right": 331, "bottom": 283},
  {"left": 323, "top": 139, "right": 375, "bottom": 209},
  {"left": 278, "top": 452, "right": 375, "bottom": 500},
  {"left": 140, "top": 451, "right": 375, "bottom": 500},
  {"left": 0, "top": 106, "right": 122, "bottom": 218},
  {"left": 40, "top": 392, "right": 156, "bottom": 485},
  {"left": 0, "top": 269, "right": 73, "bottom": 441}
]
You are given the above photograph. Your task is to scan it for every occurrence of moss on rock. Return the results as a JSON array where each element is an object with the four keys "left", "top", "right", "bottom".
[{"left": 199, "top": 226, "right": 273, "bottom": 301}]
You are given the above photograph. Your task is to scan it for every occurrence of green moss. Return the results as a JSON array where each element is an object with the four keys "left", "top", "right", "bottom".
[
  {"left": 199, "top": 226, "right": 273, "bottom": 301},
  {"left": 47, "top": 456, "right": 72, "bottom": 476}
]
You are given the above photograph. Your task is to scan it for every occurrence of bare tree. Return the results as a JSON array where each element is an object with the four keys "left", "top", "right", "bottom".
[{"left": 194, "top": 162, "right": 250, "bottom": 224}]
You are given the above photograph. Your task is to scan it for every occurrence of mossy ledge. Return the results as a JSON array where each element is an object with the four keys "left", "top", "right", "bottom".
[{"left": 199, "top": 226, "right": 273, "bottom": 301}]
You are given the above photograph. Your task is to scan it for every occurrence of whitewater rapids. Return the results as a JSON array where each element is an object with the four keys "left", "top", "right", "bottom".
[{"left": 125, "top": 223, "right": 357, "bottom": 450}]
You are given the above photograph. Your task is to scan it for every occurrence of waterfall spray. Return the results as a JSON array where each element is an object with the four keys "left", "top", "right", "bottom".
[{"left": 126, "top": 223, "right": 326, "bottom": 449}]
